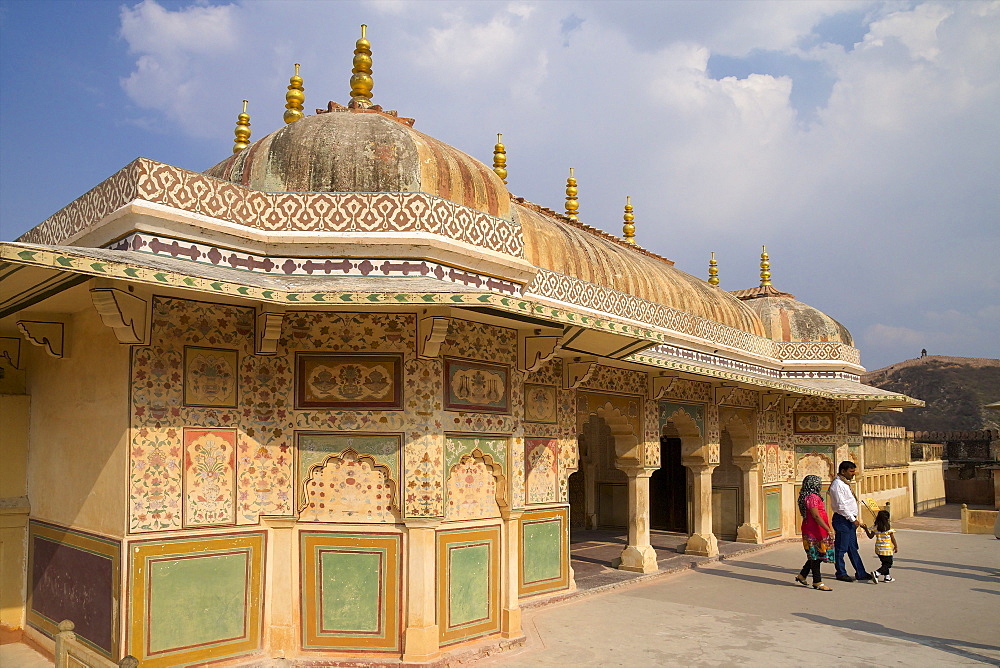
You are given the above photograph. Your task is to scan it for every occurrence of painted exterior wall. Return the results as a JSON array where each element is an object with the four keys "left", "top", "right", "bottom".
[
  {"left": 0, "top": 393, "right": 30, "bottom": 633},
  {"left": 25, "top": 307, "right": 128, "bottom": 538}
]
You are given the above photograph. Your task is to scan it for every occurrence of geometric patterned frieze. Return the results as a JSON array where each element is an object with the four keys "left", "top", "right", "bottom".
[
  {"left": 107, "top": 232, "right": 521, "bottom": 295},
  {"left": 647, "top": 343, "right": 861, "bottom": 378},
  {"left": 19, "top": 158, "right": 525, "bottom": 257}
]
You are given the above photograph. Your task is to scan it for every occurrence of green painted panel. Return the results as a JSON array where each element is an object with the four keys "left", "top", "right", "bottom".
[
  {"left": 148, "top": 552, "right": 248, "bottom": 653},
  {"left": 523, "top": 521, "right": 561, "bottom": 584},
  {"left": 765, "top": 489, "right": 782, "bottom": 532},
  {"left": 448, "top": 544, "right": 490, "bottom": 627},
  {"left": 298, "top": 434, "right": 400, "bottom": 484},
  {"left": 445, "top": 436, "right": 507, "bottom": 474},
  {"left": 320, "top": 550, "right": 382, "bottom": 633}
]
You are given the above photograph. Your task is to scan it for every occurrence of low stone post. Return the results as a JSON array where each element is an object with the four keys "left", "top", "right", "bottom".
[
  {"left": 500, "top": 508, "right": 523, "bottom": 638},
  {"left": 55, "top": 619, "right": 75, "bottom": 668},
  {"left": 402, "top": 519, "right": 441, "bottom": 662},
  {"left": 735, "top": 458, "right": 763, "bottom": 544},
  {"left": 616, "top": 465, "right": 658, "bottom": 572},
  {"left": 684, "top": 461, "right": 719, "bottom": 557}
]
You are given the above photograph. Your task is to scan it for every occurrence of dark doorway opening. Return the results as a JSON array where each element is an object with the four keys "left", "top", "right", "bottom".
[
  {"left": 650, "top": 436, "right": 687, "bottom": 532},
  {"left": 568, "top": 470, "right": 586, "bottom": 529}
]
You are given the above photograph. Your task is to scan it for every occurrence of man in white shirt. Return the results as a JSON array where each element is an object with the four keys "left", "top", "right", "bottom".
[{"left": 829, "top": 460, "right": 877, "bottom": 583}]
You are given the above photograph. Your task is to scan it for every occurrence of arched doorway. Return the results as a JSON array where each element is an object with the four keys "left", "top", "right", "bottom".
[
  {"left": 651, "top": 428, "right": 687, "bottom": 532},
  {"left": 569, "top": 414, "right": 627, "bottom": 529}
]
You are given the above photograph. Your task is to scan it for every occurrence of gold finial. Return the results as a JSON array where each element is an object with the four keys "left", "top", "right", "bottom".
[
  {"left": 233, "top": 100, "right": 251, "bottom": 153},
  {"left": 708, "top": 251, "right": 719, "bottom": 286},
  {"left": 493, "top": 133, "right": 507, "bottom": 183},
  {"left": 565, "top": 168, "right": 579, "bottom": 221},
  {"left": 349, "top": 24, "right": 374, "bottom": 108},
  {"left": 760, "top": 245, "right": 771, "bottom": 286},
  {"left": 284, "top": 63, "right": 305, "bottom": 124},
  {"left": 622, "top": 196, "right": 636, "bottom": 244}
]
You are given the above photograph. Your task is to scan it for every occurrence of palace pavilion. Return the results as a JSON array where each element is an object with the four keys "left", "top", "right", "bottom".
[{"left": 0, "top": 26, "right": 920, "bottom": 667}]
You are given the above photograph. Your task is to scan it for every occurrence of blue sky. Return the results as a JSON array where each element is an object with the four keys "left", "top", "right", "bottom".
[{"left": 1, "top": 0, "right": 998, "bottom": 371}]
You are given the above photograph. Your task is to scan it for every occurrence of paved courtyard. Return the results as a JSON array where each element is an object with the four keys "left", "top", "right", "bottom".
[{"left": 488, "top": 528, "right": 1000, "bottom": 667}]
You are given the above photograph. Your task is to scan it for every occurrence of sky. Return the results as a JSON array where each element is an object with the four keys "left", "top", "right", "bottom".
[{"left": 0, "top": 0, "right": 997, "bottom": 371}]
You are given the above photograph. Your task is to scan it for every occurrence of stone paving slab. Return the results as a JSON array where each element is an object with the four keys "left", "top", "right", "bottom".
[{"left": 487, "top": 530, "right": 1000, "bottom": 667}]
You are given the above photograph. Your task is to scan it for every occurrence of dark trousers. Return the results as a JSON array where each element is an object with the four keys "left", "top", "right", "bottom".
[
  {"left": 799, "top": 559, "right": 823, "bottom": 583},
  {"left": 877, "top": 554, "right": 893, "bottom": 575},
  {"left": 833, "top": 513, "right": 869, "bottom": 578}
]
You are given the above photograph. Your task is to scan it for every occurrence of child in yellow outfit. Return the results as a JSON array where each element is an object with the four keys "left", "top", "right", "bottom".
[{"left": 863, "top": 510, "right": 898, "bottom": 582}]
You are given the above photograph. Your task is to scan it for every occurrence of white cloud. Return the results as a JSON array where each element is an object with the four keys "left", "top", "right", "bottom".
[{"left": 106, "top": 0, "right": 1000, "bottom": 369}]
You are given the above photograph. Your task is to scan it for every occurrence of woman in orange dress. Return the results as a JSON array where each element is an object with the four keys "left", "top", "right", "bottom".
[{"left": 796, "top": 474, "right": 836, "bottom": 590}]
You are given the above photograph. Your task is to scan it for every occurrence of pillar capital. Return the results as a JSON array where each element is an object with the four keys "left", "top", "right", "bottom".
[
  {"left": 617, "top": 463, "right": 658, "bottom": 479},
  {"left": 404, "top": 518, "right": 442, "bottom": 530}
]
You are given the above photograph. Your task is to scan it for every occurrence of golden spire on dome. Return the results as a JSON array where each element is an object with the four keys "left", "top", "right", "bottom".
[
  {"left": 349, "top": 24, "right": 374, "bottom": 108},
  {"left": 565, "top": 168, "right": 579, "bottom": 221},
  {"left": 759, "top": 245, "right": 772, "bottom": 286},
  {"left": 708, "top": 251, "right": 719, "bottom": 286},
  {"left": 233, "top": 100, "right": 251, "bottom": 153},
  {"left": 283, "top": 63, "right": 305, "bottom": 124},
  {"left": 493, "top": 133, "right": 507, "bottom": 183},
  {"left": 622, "top": 196, "right": 636, "bottom": 244}
]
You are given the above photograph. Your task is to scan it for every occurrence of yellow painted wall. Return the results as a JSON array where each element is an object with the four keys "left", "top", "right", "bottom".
[
  {"left": 910, "top": 460, "right": 946, "bottom": 514},
  {"left": 25, "top": 307, "right": 129, "bottom": 538},
  {"left": 0, "top": 393, "right": 30, "bottom": 632}
]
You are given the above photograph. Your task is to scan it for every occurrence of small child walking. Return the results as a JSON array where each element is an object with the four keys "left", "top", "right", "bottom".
[{"left": 863, "top": 510, "right": 898, "bottom": 582}]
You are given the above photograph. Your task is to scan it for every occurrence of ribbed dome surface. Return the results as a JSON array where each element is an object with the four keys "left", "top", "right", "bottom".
[
  {"left": 731, "top": 286, "right": 853, "bottom": 345},
  {"left": 205, "top": 110, "right": 512, "bottom": 220},
  {"left": 517, "top": 203, "right": 767, "bottom": 336}
]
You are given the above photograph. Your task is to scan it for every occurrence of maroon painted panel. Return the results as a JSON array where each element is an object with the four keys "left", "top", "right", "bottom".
[{"left": 31, "top": 533, "right": 116, "bottom": 654}]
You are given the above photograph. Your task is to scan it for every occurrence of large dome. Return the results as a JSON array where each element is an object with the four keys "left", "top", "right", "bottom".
[
  {"left": 731, "top": 284, "right": 854, "bottom": 345},
  {"left": 205, "top": 109, "right": 512, "bottom": 220},
  {"left": 518, "top": 202, "right": 767, "bottom": 336}
]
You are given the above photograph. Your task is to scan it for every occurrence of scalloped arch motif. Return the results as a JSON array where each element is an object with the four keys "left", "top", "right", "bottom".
[
  {"left": 299, "top": 449, "right": 400, "bottom": 523},
  {"left": 445, "top": 450, "right": 503, "bottom": 520}
]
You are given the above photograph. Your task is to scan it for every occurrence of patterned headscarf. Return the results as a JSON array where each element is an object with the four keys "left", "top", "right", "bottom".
[{"left": 798, "top": 474, "right": 823, "bottom": 517}]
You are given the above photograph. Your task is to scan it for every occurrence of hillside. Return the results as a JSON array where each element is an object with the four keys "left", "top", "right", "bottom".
[{"left": 862, "top": 356, "right": 1000, "bottom": 431}]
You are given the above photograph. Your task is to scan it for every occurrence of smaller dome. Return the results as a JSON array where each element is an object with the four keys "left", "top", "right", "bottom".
[{"left": 730, "top": 285, "right": 854, "bottom": 345}]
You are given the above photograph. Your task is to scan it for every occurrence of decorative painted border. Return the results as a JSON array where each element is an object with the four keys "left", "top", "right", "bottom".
[
  {"left": 27, "top": 521, "right": 120, "bottom": 659},
  {"left": 300, "top": 532, "right": 401, "bottom": 652},
  {"left": 107, "top": 232, "right": 522, "bottom": 295},
  {"left": 444, "top": 358, "right": 511, "bottom": 414},
  {"left": 19, "top": 158, "right": 525, "bottom": 257},
  {"left": 437, "top": 525, "right": 502, "bottom": 646},
  {"left": 295, "top": 353, "right": 403, "bottom": 410},
  {"left": 127, "top": 532, "right": 265, "bottom": 667},
  {"left": 763, "top": 485, "right": 783, "bottom": 539},
  {"left": 518, "top": 508, "right": 570, "bottom": 597},
  {"left": 646, "top": 344, "right": 861, "bottom": 380}
]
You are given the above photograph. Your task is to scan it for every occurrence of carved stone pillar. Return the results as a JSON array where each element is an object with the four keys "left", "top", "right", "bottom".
[
  {"left": 402, "top": 519, "right": 441, "bottom": 662},
  {"left": 616, "top": 465, "right": 658, "bottom": 573},
  {"left": 734, "top": 458, "right": 763, "bottom": 544},
  {"left": 684, "top": 461, "right": 719, "bottom": 557},
  {"left": 500, "top": 509, "right": 523, "bottom": 638},
  {"left": 261, "top": 517, "right": 298, "bottom": 658}
]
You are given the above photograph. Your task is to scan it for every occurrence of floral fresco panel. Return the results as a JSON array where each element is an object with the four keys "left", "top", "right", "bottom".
[
  {"left": 444, "top": 358, "right": 509, "bottom": 414},
  {"left": 523, "top": 384, "right": 557, "bottom": 424},
  {"left": 296, "top": 354, "right": 402, "bottom": 409},
  {"left": 183, "top": 429, "right": 236, "bottom": 527},
  {"left": 183, "top": 347, "right": 238, "bottom": 408}
]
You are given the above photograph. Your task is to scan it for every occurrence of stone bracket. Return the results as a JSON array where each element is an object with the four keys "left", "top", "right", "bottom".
[
  {"left": 648, "top": 372, "right": 678, "bottom": 400},
  {"left": 17, "top": 320, "right": 68, "bottom": 358},
  {"left": 256, "top": 307, "right": 286, "bottom": 355},
  {"left": 562, "top": 356, "right": 597, "bottom": 390},
  {"left": 762, "top": 392, "right": 784, "bottom": 412},
  {"left": 418, "top": 316, "right": 452, "bottom": 359},
  {"left": 518, "top": 334, "right": 561, "bottom": 372},
  {"left": 0, "top": 337, "right": 21, "bottom": 369},
  {"left": 841, "top": 399, "right": 861, "bottom": 414},
  {"left": 715, "top": 384, "right": 739, "bottom": 406},
  {"left": 91, "top": 288, "right": 148, "bottom": 344}
]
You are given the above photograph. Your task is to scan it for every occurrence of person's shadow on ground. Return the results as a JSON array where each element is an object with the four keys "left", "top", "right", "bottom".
[{"left": 794, "top": 613, "right": 1000, "bottom": 665}]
